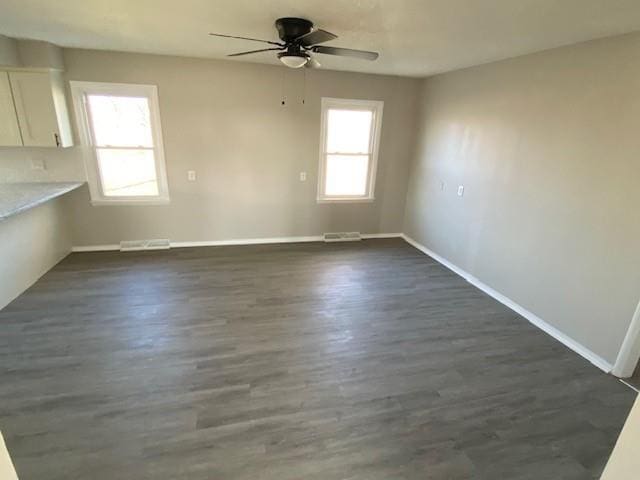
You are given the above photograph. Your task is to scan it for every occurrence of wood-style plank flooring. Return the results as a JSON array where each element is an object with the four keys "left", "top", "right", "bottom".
[
  {"left": 625, "top": 364, "right": 640, "bottom": 391},
  {"left": 0, "top": 239, "right": 634, "bottom": 479}
]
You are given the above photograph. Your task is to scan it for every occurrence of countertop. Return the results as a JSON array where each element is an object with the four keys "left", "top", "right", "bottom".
[{"left": 0, "top": 182, "right": 84, "bottom": 221}]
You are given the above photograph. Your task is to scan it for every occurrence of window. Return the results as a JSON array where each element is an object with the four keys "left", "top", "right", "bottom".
[
  {"left": 71, "top": 82, "right": 169, "bottom": 204},
  {"left": 318, "top": 98, "right": 383, "bottom": 202}
]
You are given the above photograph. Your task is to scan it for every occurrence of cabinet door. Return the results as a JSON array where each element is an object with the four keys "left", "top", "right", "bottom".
[
  {"left": 9, "top": 71, "right": 60, "bottom": 147},
  {"left": 0, "top": 72, "right": 22, "bottom": 146}
]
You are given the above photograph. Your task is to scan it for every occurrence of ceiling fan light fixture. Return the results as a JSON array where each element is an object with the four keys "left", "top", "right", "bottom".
[
  {"left": 210, "top": 17, "right": 379, "bottom": 70},
  {"left": 278, "top": 52, "right": 309, "bottom": 68}
]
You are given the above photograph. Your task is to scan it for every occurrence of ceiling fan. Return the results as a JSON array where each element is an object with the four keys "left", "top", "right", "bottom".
[{"left": 209, "top": 17, "right": 379, "bottom": 69}]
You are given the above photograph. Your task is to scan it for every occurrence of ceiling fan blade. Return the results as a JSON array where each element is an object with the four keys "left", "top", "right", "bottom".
[
  {"left": 305, "top": 57, "right": 321, "bottom": 69},
  {"left": 209, "top": 33, "right": 282, "bottom": 47},
  {"left": 296, "top": 29, "right": 337, "bottom": 46},
  {"left": 312, "top": 46, "right": 379, "bottom": 61},
  {"left": 227, "top": 47, "right": 283, "bottom": 57}
]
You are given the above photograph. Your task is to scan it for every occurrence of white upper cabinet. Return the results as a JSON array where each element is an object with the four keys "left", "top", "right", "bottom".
[
  {"left": 7, "top": 70, "right": 73, "bottom": 148},
  {"left": 0, "top": 72, "right": 22, "bottom": 146}
]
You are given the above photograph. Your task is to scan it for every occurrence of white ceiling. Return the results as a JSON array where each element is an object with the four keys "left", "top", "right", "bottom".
[{"left": 2, "top": 0, "right": 640, "bottom": 77}]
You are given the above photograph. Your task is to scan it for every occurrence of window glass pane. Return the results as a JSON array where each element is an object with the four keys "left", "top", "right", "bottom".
[
  {"left": 326, "top": 109, "right": 373, "bottom": 154},
  {"left": 97, "top": 149, "right": 159, "bottom": 197},
  {"left": 88, "top": 95, "right": 153, "bottom": 147},
  {"left": 324, "top": 154, "right": 369, "bottom": 196}
]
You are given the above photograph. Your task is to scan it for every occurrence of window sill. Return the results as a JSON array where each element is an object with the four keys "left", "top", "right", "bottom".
[
  {"left": 90, "top": 197, "right": 170, "bottom": 206},
  {"left": 317, "top": 196, "right": 375, "bottom": 204}
]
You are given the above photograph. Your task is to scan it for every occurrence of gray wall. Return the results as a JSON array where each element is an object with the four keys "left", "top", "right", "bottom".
[
  {"left": 0, "top": 147, "right": 84, "bottom": 183},
  {"left": 403, "top": 32, "right": 640, "bottom": 365},
  {"left": 0, "top": 37, "right": 80, "bottom": 310},
  {"left": 2, "top": 35, "right": 638, "bottom": 367},
  {"left": 0, "top": 36, "right": 64, "bottom": 69},
  {"left": 62, "top": 49, "right": 420, "bottom": 245},
  {"left": 0, "top": 35, "right": 19, "bottom": 67},
  {"left": 0, "top": 198, "right": 71, "bottom": 309}
]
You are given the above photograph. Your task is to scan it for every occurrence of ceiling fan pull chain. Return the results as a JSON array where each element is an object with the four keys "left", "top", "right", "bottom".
[{"left": 302, "top": 68, "right": 306, "bottom": 105}]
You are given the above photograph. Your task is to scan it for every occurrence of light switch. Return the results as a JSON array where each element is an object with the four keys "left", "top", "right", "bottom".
[
  {"left": 457, "top": 185, "right": 464, "bottom": 196},
  {"left": 187, "top": 170, "right": 196, "bottom": 181},
  {"left": 299, "top": 172, "right": 307, "bottom": 182},
  {"left": 440, "top": 181, "right": 446, "bottom": 191}
]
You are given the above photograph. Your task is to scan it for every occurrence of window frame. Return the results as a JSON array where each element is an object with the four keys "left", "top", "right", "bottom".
[
  {"left": 70, "top": 81, "right": 170, "bottom": 205},
  {"left": 317, "top": 97, "right": 384, "bottom": 203}
]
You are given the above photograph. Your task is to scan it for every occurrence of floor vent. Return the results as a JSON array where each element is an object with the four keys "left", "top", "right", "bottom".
[
  {"left": 323, "top": 232, "right": 362, "bottom": 243},
  {"left": 120, "top": 239, "right": 171, "bottom": 252}
]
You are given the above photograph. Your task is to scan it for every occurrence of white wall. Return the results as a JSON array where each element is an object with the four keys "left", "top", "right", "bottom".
[
  {"left": 0, "top": 197, "right": 72, "bottom": 310},
  {"left": 61, "top": 49, "right": 420, "bottom": 246},
  {"left": 0, "top": 431, "right": 18, "bottom": 480},
  {"left": 403, "top": 32, "right": 640, "bottom": 366},
  {"left": 601, "top": 395, "right": 640, "bottom": 479}
]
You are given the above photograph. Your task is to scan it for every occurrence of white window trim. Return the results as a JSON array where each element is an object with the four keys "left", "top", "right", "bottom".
[
  {"left": 317, "top": 97, "right": 384, "bottom": 203},
  {"left": 70, "top": 81, "right": 170, "bottom": 206}
]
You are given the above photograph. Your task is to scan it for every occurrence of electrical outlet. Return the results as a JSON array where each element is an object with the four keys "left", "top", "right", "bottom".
[
  {"left": 299, "top": 172, "right": 307, "bottom": 182},
  {"left": 30, "top": 157, "right": 46, "bottom": 171},
  {"left": 187, "top": 170, "right": 196, "bottom": 181},
  {"left": 457, "top": 185, "right": 464, "bottom": 196}
]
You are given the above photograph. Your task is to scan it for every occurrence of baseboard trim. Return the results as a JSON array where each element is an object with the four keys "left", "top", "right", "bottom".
[
  {"left": 171, "top": 236, "right": 323, "bottom": 248},
  {"left": 400, "top": 233, "right": 613, "bottom": 373},
  {"left": 361, "top": 233, "right": 403, "bottom": 239},
  {"left": 71, "top": 244, "right": 120, "bottom": 252},
  {"left": 72, "top": 233, "right": 403, "bottom": 252}
]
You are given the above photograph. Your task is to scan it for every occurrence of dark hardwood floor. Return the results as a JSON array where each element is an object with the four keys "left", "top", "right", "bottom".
[
  {"left": 0, "top": 239, "right": 634, "bottom": 479},
  {"left": 624, "top": 364, "right": 640, "bottom": 391}
]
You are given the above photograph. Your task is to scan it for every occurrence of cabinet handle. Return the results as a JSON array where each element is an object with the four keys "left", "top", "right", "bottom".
[{"left": 54, "top": 133, "right": 60, "bottom": 147}]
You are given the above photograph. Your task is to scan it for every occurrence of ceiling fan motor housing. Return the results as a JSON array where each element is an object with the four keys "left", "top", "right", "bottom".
[{"left": 275, "top": 18, "right": 314, "bottom": 43}]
